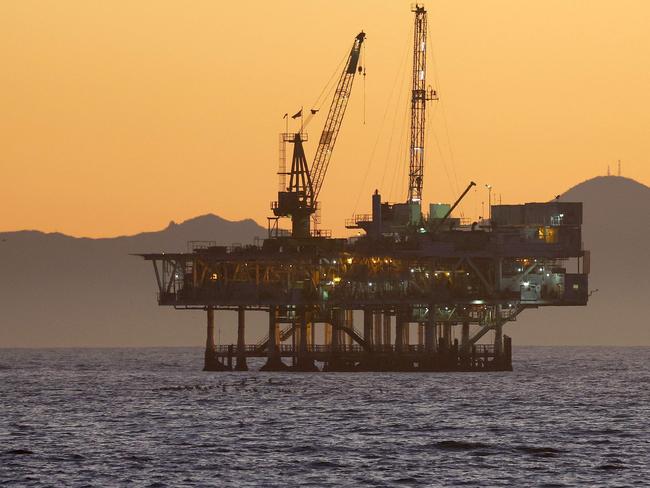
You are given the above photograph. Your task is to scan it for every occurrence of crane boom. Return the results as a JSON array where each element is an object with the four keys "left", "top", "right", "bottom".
[{"left": 309, "top": 31, "right": 365, "bottom": 205}]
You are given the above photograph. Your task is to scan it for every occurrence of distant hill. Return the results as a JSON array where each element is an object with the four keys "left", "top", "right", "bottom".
[
  {"left": 508, "top": 176, "right": 650, "bottom": 345},
  {"left": 0, "top": 215, "right": 267, "bottom": 347},
  {"left": 1, "top": 177, "right": 649, "bottom": 347}
]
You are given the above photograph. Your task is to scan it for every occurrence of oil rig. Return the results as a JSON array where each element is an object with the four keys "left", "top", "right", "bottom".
[{"left": 140, "top": 5, "right": 589, "bottom": 372}]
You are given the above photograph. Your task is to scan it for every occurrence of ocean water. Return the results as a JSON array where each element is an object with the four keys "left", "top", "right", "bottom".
[{"left": 1, "top": 347, "right": 648, "bottom": 487}]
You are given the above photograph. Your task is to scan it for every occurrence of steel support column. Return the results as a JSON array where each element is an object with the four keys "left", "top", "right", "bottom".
[
  {"left": 461, "top": 321, "right": 470, "bottom": 348},
  {"left": 425, "top": 307, "right": 436, "bottom": 353},
  {"left": 204, "top": 306, "right": 227, "bottom": 371},
  {"left": 374, "top": 312, "right": 382, "bottom": 347},
  {"left": 383, "top": 313, "right": 392, "bottom": 346},
  {"left": 296, "top": 307, "right": 317, "bottom": 371},
  {"left": 261, "top": 305, "right": 286, "bottom": 371},
  {"left": 443, "top": 323, "right": 452, "bottom": 349},
  {"left": 235, "top": 306, "right": 248, "bottom": 371},
  {"left": 395, "top": 313, "right": 405, "bottom": 353},
  {"left": 363, "top": 308, "right": 374, "bottom": 351}
]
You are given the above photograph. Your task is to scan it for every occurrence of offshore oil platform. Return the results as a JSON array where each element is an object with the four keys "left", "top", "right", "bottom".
[{"left": 140, "top": 5, "right": 589, "bottom": 372}]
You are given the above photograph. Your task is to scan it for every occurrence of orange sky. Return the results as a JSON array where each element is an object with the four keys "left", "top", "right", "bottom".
[{"left": 1, "top": 0, "right": 649, "bottom": 238}]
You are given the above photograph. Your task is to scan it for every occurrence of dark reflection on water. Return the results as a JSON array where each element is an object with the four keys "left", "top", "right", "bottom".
[{"left": 1, "top": 347, "right": 649, "bottom": 486}]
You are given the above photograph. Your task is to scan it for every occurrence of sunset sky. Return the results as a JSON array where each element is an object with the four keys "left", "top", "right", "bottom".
[{"left": 2, "top": 0, "right": 648, "bottom": 237}]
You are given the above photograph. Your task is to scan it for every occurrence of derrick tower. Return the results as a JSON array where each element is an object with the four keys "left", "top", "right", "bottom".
[{"left": 408, "top": 5, "right": 438, "bottom": 214}]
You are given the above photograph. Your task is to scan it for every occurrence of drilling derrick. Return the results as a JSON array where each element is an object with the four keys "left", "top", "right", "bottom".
[
  {"left": 408, "top": 5, "right": 437, "bottom": 216},
  {"left": 271, "top": 32, "right": 365, "bottom": 239},
  {"left": 272, "top": 133, "right": 313, "bottom": 238}
]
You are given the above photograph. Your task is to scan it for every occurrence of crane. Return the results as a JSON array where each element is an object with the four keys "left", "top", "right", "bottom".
[{"left": 272, "top": 31, "right": 365, "bottom": 238}]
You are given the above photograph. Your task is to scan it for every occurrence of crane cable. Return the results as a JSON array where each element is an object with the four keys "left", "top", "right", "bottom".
[
  {"left": 380, "top": 26, "right": 413, "bottom": 194},
  {"left": 351, "top": 28, "right": 411, "bottom": 215},
  {"left": 427, "top": 20, "right": 461, "bottom": 197},
  {"left": 303, "top": 50, "right": 348, "bottom": 130},
  {"left": 362, "top": 41, "right": 367, "bottom": 125}
]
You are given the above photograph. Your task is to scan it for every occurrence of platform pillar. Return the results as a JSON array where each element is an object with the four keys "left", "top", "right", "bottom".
[
  {"left": 204, "top": 306, "right": 227, "bottom": 371},
  {"left": 503, "top": 334, "right": 513, "bottom": 370},
  {"left": 296, "top": 307, "right": 317, "bottom": 371},
  {"left": 329, "top": 309, "right": 340, "bottom": 357},
  {"left": 443, "top": 323, "right": 452, "bottom": 348},
  {"left": 325, "top": 323, "right": 332, "bottom": 346},
  {"left": 324, "top": 308, "right": 349, "bottom": 371},
  {"left": 425, "top": 307, "right": 436, "bottom": 353},
  {"left": 235, "top": 306, "right": 248, "bottom": 371},
  {"left": 494, "top": 322, "right": 503, "bottom": 357},
  {"left": 345, "top": 309, "right": 354, "bottom": 346},
  {"left": 461, "top": 321, "right": 470, "bottom": 348},
  {"left": 261, "top": 305, "right": 286, "bottom": 371},
  {"left": 363, "top": 308, "right": 374, "bottom": 351},
  {"left": 373, "top": 312, "right": 382, "bottom": 347},
  {"left": 395, "top": 311, "right": 405, "bottom": 353},
  {"left": 383, "top": 313, "right": 392, "bottom": 347}
]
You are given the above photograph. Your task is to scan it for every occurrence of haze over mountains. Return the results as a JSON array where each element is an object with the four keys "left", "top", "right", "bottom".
[{"left": 1, "top": 176, "right": 648, "bottom": 347}]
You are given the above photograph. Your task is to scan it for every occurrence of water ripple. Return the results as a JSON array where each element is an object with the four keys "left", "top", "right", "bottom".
[{"left": 0, "top": 346, "right": 648, "bottom": 486}]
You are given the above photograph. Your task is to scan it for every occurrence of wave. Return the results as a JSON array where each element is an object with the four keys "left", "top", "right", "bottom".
[
  {"left": 3, "top": 449, "right": 33, "bottom": 456},
  {"left": 434, "top": 440, "right": 491, "bottom": 451}
]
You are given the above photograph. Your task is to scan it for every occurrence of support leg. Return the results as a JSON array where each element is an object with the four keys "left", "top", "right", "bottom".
[
  {"left": 296, "top": 307, "right": 317, "bottom": 371},
  {"left": 359, "top": 307, "right": 376, "bottom": 371},
  {"left": 494, "top": 322, "right": 503, "bottom": 357},
  {"left": 425, "top": 306, "right": 436, "bottom": 354},
  {"left": 363, "top": 308, "right": 374, "bottom": 351},
  {"left": 345, "top": 309, "right": 354, "bottom": 346},
  {"left": 422, "top": 306, "right": 437, "bottom": 370},
  {"left": 461, "top": 321, "right": 470, "bottom": 348},
  {"left": 324, "top": 309, "right": 354, "bottom": 371},
  {"left": 235, "top": 306, "right": 248, "bottom": 371},
  {"left": 204, "top": 306, "right": 227, "bottom": 371},
  {"left": 443, "top": 323, "right": 452, "bottom": 349},
  {"left": 383, "top": 313, "right": 392, "bottom": 348},
  {"left": 261, "top": 305, "right": 287, "bottom": 371},
  {"left": 374, "top": 312, "right": 382, "bottom": 348},
  {"left": 395, "top": 314, "right": 404, "bottom": 353}
]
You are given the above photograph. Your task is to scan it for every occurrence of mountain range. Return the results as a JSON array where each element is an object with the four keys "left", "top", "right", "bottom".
[{"left": 1, "top": 176, "right": 648, "bottom": 347}]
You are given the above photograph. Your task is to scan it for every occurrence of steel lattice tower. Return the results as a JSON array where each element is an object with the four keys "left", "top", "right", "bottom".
[{"left": 408, "top": 4, "right": 436, "bottom": 205}]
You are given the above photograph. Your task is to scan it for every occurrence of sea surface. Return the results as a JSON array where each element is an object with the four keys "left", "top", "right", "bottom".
[{"left": 1, "top": 347, "right": 648, "bottom": 487}]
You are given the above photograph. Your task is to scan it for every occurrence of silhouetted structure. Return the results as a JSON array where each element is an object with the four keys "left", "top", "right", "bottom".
[{"left": 140, "top": 5, "right": 589, "bottom": 372}]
